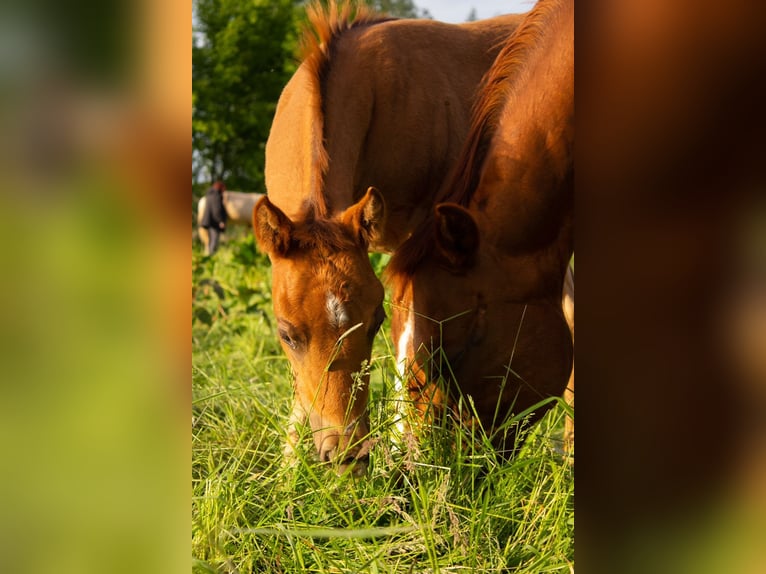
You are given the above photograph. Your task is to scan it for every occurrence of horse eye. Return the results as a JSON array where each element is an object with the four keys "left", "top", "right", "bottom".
[
  {"left": 278, "top": 328, "right": 301, "bottom": 351},
  {"left": 278, "top": 330, "right": 294, "bottom": 348}
]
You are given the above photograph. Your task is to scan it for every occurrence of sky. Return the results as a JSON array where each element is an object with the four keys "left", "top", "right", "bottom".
[{"left": 415, "top": 0, "right": 536, "bottom": 23}]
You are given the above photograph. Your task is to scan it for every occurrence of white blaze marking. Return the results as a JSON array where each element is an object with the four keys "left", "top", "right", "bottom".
[
  {"left": 326, "top": 293, "right": 350, "bottom": 329},
  {"left": 395, "top": 313, "right": 413, "bottom": 383},
  {"left": 394, "top": 308, "right": 414, "bottom": 438}
]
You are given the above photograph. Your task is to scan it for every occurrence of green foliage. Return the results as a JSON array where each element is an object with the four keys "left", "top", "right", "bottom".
[
  {"left": 366, "top": 0, "right": 429, "bottom": 18},
  {"left": 192, "top": 0, "right": 301, "bottom": 190},
  {"left": 310, "top": 0, "right": 428, "bottom": 19},
  {"left": 369, "top": 252, "right": 391, "bottom": 276},
  {"left": 192, "top": 234, "right": 574, "bottom": 572},
  {"left": 192, "top": 0, "right": 434, "bottom": 191}
]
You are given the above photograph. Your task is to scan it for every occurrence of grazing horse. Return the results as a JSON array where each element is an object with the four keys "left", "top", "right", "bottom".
[
  {"left": 386, "top": 0, "right": 574, "bottom": 456},
  {"left": 197, "top": 191, "right": 264, "bottom": 253},
  {"left": 254, "top": 1, "right": 524, "bottom": 474}
]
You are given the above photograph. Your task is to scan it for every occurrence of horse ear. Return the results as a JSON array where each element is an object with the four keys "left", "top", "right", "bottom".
[
  {"left": 253, "top": 196, "right": 293, "bottom": 257},
  {"left": 343, "top": 186, "right": 386, "bottom": 247},
  {"left": 434, "top": 203, "right": 479, "bottom": 270}
]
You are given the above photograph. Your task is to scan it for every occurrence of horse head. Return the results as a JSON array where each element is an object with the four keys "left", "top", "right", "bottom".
[
  {"left": 254, "top": 187, "right": 386, "bottom": 475},
  {"left": 388, "top": 203, "right": 572, "bottom": 454}
]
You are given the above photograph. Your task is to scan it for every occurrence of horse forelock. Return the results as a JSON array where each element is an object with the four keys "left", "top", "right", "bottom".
[
  {"left": 289, "top": 212, "right": 359, "bottom": 259},
  {"left": 299, "top": 1, "right": 395, "bottom": 215}
]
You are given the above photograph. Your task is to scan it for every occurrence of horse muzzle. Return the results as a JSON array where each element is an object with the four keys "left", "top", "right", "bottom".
[{"left": 315, "top": 424, "right": 371, "bottom": 477}]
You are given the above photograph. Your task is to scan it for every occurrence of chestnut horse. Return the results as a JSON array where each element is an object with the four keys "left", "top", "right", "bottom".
[
  {"left": 253, "top": 1, "right": 524, "bottom": 474},
  {"left": 386, "top": 0, "right": 574, "bottom": 456}
]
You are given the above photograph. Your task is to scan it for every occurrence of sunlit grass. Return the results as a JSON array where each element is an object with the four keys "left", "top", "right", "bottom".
[{"left": 192, "top": 232, "right": 573, "bottom": 573}]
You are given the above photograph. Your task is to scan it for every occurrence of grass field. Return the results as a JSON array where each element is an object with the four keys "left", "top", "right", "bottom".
[{"left": 192, "top": 228, "right": 574, "bottom": 573}]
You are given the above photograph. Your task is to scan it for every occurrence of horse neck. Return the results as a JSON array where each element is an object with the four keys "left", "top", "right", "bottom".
[
  {"left": 472, "top": 0, "right": 574, "bottom": 254},
  {"left": 264, "top": 64, "right": 328, "bottom": 222}
]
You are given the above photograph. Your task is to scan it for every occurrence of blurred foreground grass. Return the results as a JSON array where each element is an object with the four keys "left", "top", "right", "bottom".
[
  {"left": 1, "top": 0, "right": 764, "bottom": 572},
  {"left": 0, "top": 1, "right": 189, "bottom": 572},
  {"left": 191, "top": 232, "right": 575, "bottom": 572}
]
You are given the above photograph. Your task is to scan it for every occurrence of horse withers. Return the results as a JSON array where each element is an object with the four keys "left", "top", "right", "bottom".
[
  {"left": 386, "top": 0, "right": 574, "bottom": 456},
  {"left": 255, "top": 1, "right": 524, "bottom": 474}
]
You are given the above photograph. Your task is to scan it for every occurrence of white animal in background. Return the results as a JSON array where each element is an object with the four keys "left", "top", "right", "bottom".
[{"left": 196, "top": 191, "right": 264, "bottom": 253}]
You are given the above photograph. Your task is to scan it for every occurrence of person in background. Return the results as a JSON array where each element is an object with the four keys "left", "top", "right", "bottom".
[{"left": 200, "top": 181, "right": 227, "bottom": 255}]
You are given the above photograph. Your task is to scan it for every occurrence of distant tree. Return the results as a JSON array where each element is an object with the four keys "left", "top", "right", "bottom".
[
  {"left": 466, "top": 7, "right": 478, "bottom": 22},
  {"left": 366, "top": 0, "right": 430, "bottom": 18},
  {"left": 192, "top": 0, "right": 430, "bottom": 191},
  {"left": 192, "top": 0, "right": 300, "bottom": 190}
]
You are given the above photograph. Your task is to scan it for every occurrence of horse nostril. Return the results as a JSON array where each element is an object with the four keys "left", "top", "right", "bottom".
[
  {"left": 318, "top": 433, "right": 341, "bottom": 463},
  {"left": 320, "top": 447, "right": 337, "bottom": 463},
  {"left": 318, "top": 434, "right": 371, "bottom": 470},
  {"left": 336, "top": 452, "right": 369, "bottom": 477}
]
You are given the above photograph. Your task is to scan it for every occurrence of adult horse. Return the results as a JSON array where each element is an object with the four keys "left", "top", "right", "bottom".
[
  {"left": 386, "top": 0, "right": 574, "bottom": 456},
  {"left": 254, "top": 2, "right": 524, "bottom": 474},
  {"left": 197, "top": 191, "right": 264, "bottom": 253}
]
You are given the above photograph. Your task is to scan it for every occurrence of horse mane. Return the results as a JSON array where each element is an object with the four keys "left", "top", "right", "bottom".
[
  {"left": 446, "top": 0, "right": 563, "bottom": 208},
  {"left": 386, "top": 0, "right": 563, "bottom": 281},
  {"left": 300, "top": 1, "right": 396, "bottom": 216}
]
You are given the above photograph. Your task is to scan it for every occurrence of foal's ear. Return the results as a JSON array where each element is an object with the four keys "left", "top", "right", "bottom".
[
  {"left": 343, "top": 186, "right": 386, "bottom": 247},
  {"left": 434, "top": 203, "right": 479, "bottom": 270},
  {"left": 253, "top": 196, "right": 293, "bottom": 257}
]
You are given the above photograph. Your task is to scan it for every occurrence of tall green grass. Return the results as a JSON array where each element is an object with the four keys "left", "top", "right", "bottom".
[{"left": 192, "top": 231, "right": 574, "bottom": 573}]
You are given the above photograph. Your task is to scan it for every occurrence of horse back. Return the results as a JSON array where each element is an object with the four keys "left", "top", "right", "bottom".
[{"left": 265, "top": 13, "right": 525, "bottom": 250}]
